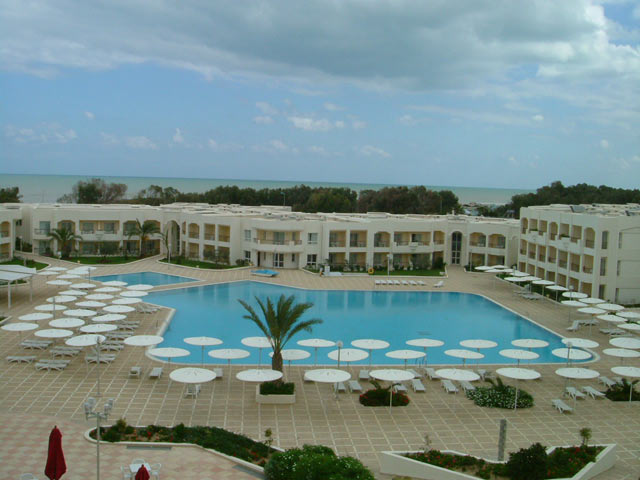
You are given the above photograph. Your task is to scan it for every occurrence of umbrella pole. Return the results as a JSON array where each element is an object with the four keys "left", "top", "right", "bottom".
[
  {"left": 314, "top": 347, "right": 318, "bottom": 366},
  {"left": 201, "top": 346, "right": 204, "bottom": 367},
  {"left": 514, "top": 381, "right": 518, "bottom": 411},
  {"left": 96, "top": 340, "right": 102, "bottom": 397}
]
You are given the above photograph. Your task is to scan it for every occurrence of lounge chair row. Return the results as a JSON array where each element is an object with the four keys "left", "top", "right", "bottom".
[
  {"left": 129, "top": 366, "right": 224, "bottom": 380},
  {"left": 21, "top": 340, "right": 53, "bottom": 350},
  {"left": 374, "top": 279, "right": 445, "bottom": 288}
]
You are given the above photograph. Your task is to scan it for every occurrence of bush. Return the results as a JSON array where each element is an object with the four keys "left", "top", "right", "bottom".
[
  {"left": 432, "top": 257, "right": 444, "bottom": 269},
  {"left": 466, "top": 378, "right": 534, "bottom": 409},
  {"left": 604, "top": 379, "right": 639, "bottom": 401},
  {"left": 359, "top": 386, "right": 410, "bottom": 407},
  {"left": 547, "top": 446, "right": 601, "bottom": 478},
  {"left": 260, "top": 381, "right": 295, "bottom": 395},
  {"left": 264, "top": 444, "right": 373, "bottom": 480},
  {"left": 506, "top": 443, "right": 548, "bottom": 480}
]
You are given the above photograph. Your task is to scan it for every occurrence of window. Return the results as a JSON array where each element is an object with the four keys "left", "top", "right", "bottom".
[
  {"left": 38, "top": 221, "right": 50, "bottom": 234},
  {"left": 81, "top": 222, "right": 94, "bottom": 233},
  {"left": 306, "top": 254, "right": 317, "bottom": 266},
  {"left": 291, "top": 254, "right": 296, "bottom": 263},
  {"left": 244, "top": 250, "right": 251, "bottom": 262},
  {"left": 59, "top": 221, "right": 73, "bottom": 232},
  {"left": 618, "top": 232, "right": 623, "bottom": 249},
  {"left": 601, "top": 231, "right": 608, "bottom": 249},
  {"left": 599, "top": 257, "right": 607, "bottom": 276},
  {"left": 617, "top": 260, "right": 621, "bottom": 276},
  {"left": 273, "top": 253, "right": 284, "bottom": 268},
  {"left": 273, "top": 232, "right": 285, "bottom": 245},
  {"left": 598, "top": 285, "right": 606, "bottom": 300},
  {"left": 308, "top": 233, "right": 318, "bottom": 245},
  {"left": 104, "top": 222, "right": 116, "bottom": 233},
  {"left": 244, "top": 230, "right": 251, "bottom": 241}
]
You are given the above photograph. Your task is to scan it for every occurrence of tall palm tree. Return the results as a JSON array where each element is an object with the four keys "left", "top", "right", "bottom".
[
  {"left": 239, "top": 295, "right": 322, "bottom": 372},
  {"left": 48, "top": 228, "right": 82, "bottom": 258},
  {"left": 133, "top": 219, "right": 160, "bottom": 257}
]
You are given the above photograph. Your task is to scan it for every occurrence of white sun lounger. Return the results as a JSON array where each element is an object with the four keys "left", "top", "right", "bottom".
[
  {"left": 552, "top": 398, "right": 572, "bottom": 413},
  {"left": 375, "top": 280, "right": 382, "bottom": 286},
  {"left": 407, "top": 368, "right": 422, "bottom": 378},
  {"left": 599, "top": 376, "right": 617, "bottom": 388},
  {"left": 411, "top": 379, "right": 426, "bottom": 392},
  {"left": 582, "top": 386, "right": 606, "bottom": 399},
  {"left": 334, "top": 382, "right": 347, "bottom": 393},
  {"left": 459, "top": 380, "right": 476, "bottom": 393},
  {"left": 567, "top": 320, "right": 581, "bottom": 332},
  {"left": 401, "top": 280, "right": 409, "bottom": 286},
  {"left": 417, "top": 280, "right": 425, "bottom": 286},
  {"left": 348, "top": 380, "right": 363, "bottom": 393},
  {"left": 393, "top": 383, "right": 407, "bottom": 393},
  {"left": 393, "top": 280, "right": 401, "bottom": 286},
  {"left": 433, "top": 280, "right": 444, "bottom": 288},
  {"left": 565, "top": 386, "right": 586, "bottom": 400},
  {"left": 423, "top": 367, "right": 439, "bottom": 380},
  {"left": 149, "top": 367, "right": 163, "bottom": 379},
  {"left": 21, "top": 340, "right": 52, "bottom": 350},
  {"left": 476, "top": 369, "right": 494, "bottom": 381},
  {"left": 129, "top": 366, "right": 142, "bottom": 378},
  {"left": 6, "top": 355, "right": 37, "bottom": 363},
  {"left": 85, "top": 354, "right": 116, "bottom": 364},
  {"left": 441, "top": 379, "right": 459, "bottom": 394},
  {"left": 359, "top": 369, "right": 370, "bottom": 381},
  {"left": 409, "top": 280, "right": 417, "bottom": 286}
]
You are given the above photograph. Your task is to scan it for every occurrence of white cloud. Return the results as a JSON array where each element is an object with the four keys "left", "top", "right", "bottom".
[
  {"left": 208, "top": 138, "right": 244, "bottom": 152},
  {"left": 288, "top": 116, "right": 333, "bottom": 131},
  {"left": 84, "top": 111, "right": 95, "bottom": 120},
  {"left": 351, "top": 120, "right": 366, "bottom": 130},
  {"left": 600, "top": 139, "right": 609, "bottom": 149},
  {"left": 208, "top": 139, "right": 218, "bottom": 149},
  {"left": 308, "top": 145, "right": 328, "bottom": 155},
  {"left": 358, "top": 145, "right": 390, "bottom": 158},
  {"left": 612, "top": 154, "right": 640, "bottom": 170},
  {"left": 100, "top": 132, "right": 119, "bottom": 145},
  {"left": 324, "top": 102, "right": 343, "bottom": 111},
  {"left": 253, "top": 115, "right": 274, "bottom": 125},
  {"left": 172, "top": 128, "right": 184, "bottom": 144},
  {"left": 334, "top": 120, "right": 345, "bottom": 129},
  {"left": 253, "top": 139, "right": 299, "bottom": 154},
  {"left": 399, "top": 114, "right": 417, "bottom": 126},
  {"left": 5, "top": 123, "right": 77, "bottom": 143},
  {"left": 532, "top": 114, "right": 544, "bottom": 122},
  {"left": 125, "top": 136, "right": 157, "bottom": 150},
  {"left": 256, "top": 102, "right": 278, "bottom": 116}
]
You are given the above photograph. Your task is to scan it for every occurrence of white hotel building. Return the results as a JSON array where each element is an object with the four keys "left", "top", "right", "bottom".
[{"left": 1, "top": 201, "right": 639, "bottom": 304}]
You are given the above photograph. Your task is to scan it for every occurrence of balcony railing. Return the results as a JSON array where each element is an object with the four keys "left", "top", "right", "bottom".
[
  {"left": 188, "top": 233, "right": 199, "bottom": 239},
  {"left": 583, "top": 267, "right": 593, "bottom": 274},
  {"left": 34, "top": 229, "right": 51, "bottom": 235},
  {"left": 0, "top": 231, "right": 10, "bottom": 238},
  {"left": 570, "top": 263, "right": 580, "bottom": 272},
  {"left": 570, "top": 237, "right": 581, "bottom": 243},
  {"left": 549, "top": 233, "right": 557, "bottom": 240},
  {"left": 470, "top": 241, "right": 486, "bottom": 247},
  {"left": 548, "top": 257, "right": 556, "bottom": 263},
  {"left": 374, "top": 241, "right": 388, "bottom": 247},
  {"left": 218, "top": 235, "right": 230, "bottom": 242},
  {"left": 538, "top": 255, "right": 545, "bottom": 261},
  {"left": 520, "top": 249, "right": 526, "bottom": 255},
  {"left": 489, "top": 243, "right": 505, "bottom": 249},
  {"left": 395, "top": 240, "right": 409, "bottom": 246},
  {"left": 528, "top": 253, "right": 535, "bottom": 259},
  {"left": 204, "top": 234, "right": 215, "bottom": 241},
  {"left": 585, "top": 240, "right": 595, "bottom": 248},
  {"left": 81, "top": 229, "right": 95, "bottom": 234},
  {"left": 350, "top": 241, "right": 366, "bottom": 247},
  {"left": 433, "top": 240, "right": 444, "bottom": 245},
  {"left": 329, "top": 241, "right": 345, "bottom": 248},
  {"left": 559, "top": 260, "right": 568, "bottom": 268}
]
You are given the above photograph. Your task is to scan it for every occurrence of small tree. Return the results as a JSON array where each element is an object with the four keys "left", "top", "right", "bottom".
[
  {"left": 48, "top": 228, "right": 82, "bottom": 258},
  {"left": 132, "top": 219, "right": 160, "bottom": 257},
  {"left": 579, "top": 428, "right": 592, "bottom": 447}
]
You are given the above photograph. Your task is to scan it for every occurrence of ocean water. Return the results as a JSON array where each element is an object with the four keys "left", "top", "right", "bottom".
[
  {"left": 0, "top": 173, "right": 532, "bottom": 205},
  {"left": 146, "top": 281, "right": 580, "bottom": 366}
]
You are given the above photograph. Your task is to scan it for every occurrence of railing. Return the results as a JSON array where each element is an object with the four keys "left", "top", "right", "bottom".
[
  {"left": 188, "top": 233, "right": 199, "bottom": 239},
  {"left": 34, "top": 229, "right": 50, "bottom": 235},
  {"left": 395, "top": 240, "right": 409, "bottom": 246},
  {"left": 559, "top": 260, "right": 568, "bottom": 268},
  {"left": 520, "top": 249, "right": 526, "bottom": 255},
  {"left": 528, "top": 253, "right": 535, "bottom": 259},
  {"left": 488, "top": 243, "right": 505, "bottom": 249},
  {"left": 583, "top": 267, "right": 593, "bottom": 274},
  {"left": 570, "top": 237, "right": 581, "bottom": 243},
  {"left": 433, "top": 240, "right": 444, "bottom": 245},
  {"left": 548, "top": 257, "right": 556, "bottom": 263},
  {"left": 81, "top": 230, "right": 95, "bottom": 234},
  {"left": 470, "top": 241, "right": 486, "bottom": 247},
  {"left": 570, "top": 263, "right": 580, "bottom": 272},
  {"left": 585, "top": 240, "right": 595, "bottom": 248},
  {"left": 218, "top": 235, "right": 230, "bottom": 242},
  {"left": 538, "top": 255, "right": 545, "bottom": 261},
  {"left": 204, "top": 234, "right": 215, "bottom": 241},
  {"left": 549, "top": 233, "right": 557, "bottom": 240},
  {"left": 0, "top": 231, "right": 10, "bottom": 238},
  {"left": 350, "top": 241, "right": 366, "bottom": 247},
  {"left": 329, "top": 241, "right": 346, "bottom": 247},
  {"left": 374, "top": 241, "right": 388, "bottom": 247}
]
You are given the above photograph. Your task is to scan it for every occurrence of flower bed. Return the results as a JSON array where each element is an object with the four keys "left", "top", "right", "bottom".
[
  {"left": 466, "top": 380, "right": 533, "bottom": 409},
  {"left": 359, "top": 387, "right": 410, "bottom": 407}
]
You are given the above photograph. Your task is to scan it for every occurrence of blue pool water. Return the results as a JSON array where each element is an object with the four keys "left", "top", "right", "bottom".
[
  {"left": 145, "top": 281, "right": 579, "bottom": 366},
  {"left": 94, "top": 271, "right": 197, "bottom": 286}
]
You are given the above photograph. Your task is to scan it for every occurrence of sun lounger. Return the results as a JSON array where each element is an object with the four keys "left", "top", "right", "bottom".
[
  {"left": 359, "top": 369, "right": 370, "bottom": 381},
  {"left": 423, "top": 367, "right": 439, "bottom": 380},
  {"left": 50, "top": 347, "right": 81, "bottom": 357},
  {"left": 6, "top": 355, "right": 37, "bottom": 363},
  {"left": 334, "top": 382, "right": 346, "bottom": 393},
  {"left": 129, "top": 366, "right": 142, "bottom": 378},
  {"left": 409, "top": 280, "right": 418, "bottom": 286},
  {"left": 401, "top": 280, "right": 409, "bottom": 286},
  {"left": 613, "top": 376, "right": 624, "bottom": 384},
  {"left": 522, "top": 293, "right": 541, "bottom": 300},
  {"left": 411, "top": 378, "right": 426, "bottom": 392},
  {"left": 21, "top": 340, "right": 52, "bottom": 350},
  {"left": 375, "top": 280, "right": 382, "bottom": 286},
  {"left": 582, "top": 386, "right": 606, "bottom": 399},
  {"left": 393, "top": 383, "right": 407, "bottom": 393},
  {"left": 417, "top": 280, "right": 425, "bottom": 286},
  {"left": 599, "top": 376, "right": 617, "bottom": 388},
  {"left": 565, "top": 386, "right": 586, "bottom": 400},
  {"left": 393, "top": 280, "right": 401, "bottom": 286},
  {"left": 100, "top": 343, "right": 124, "bottom": 351},
  {"left": 476, "top": 369, "right": 494, "bottom": 381},
  {"left": 566, "top": 320, "right": 581, "bottom": 332},
  {"left": 441, "top": 379, "right": 459, "bottom": 393},
  {"left": 433, "top": 280, "right": 444, "bottom": 288},
  {"left": 213, "top": 367, "right": 223, "bottom": 378},
  {"left": 552, "top": 398, "right": 572, "bottom": 413},
  {"left": 85, "top": 354, "right": 116, "bottom": 364},
  {"left": 185, "top": 384, "right": 201, "bottom": 398},
  {"left": 149, "top": 367, "right": 163, "bottom": 379},
  {"left": 35, "top": 359, "right": 71, "bottom": 371},
  {"left": 407, "top": 368, "right": 422, "bottom": 378},
  {"left": 578, "top": 319, "right": 597, "bottom": 326},
  {"left": 459, "top": 380, "right": 476, "bottom": 393},
  {"left": 348, "top": 380, "right": 363, "bottom": 393}
]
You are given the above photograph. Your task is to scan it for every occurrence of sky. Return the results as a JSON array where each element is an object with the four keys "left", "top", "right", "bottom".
[{"left": 1, "top": 0, "right": 640, "bottom": 189}]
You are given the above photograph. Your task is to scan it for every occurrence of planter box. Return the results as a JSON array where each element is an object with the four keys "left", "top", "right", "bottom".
[
  {"left": 380, "top": 444, "right": 616, "bottom": 480},
  {"left": 255, "top": 385, "right": 296, "bottom": 404}
]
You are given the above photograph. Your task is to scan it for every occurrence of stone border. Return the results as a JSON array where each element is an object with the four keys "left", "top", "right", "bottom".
[
  {"left": 52, "top": 254, "right": 162, "bottom": 267},
  {"left": 255, "top": 385, "right": 296, "bottom": 404},
  {"left": 156, "top": 258, "right": 252, "bottom": 273},
  {"left": 380, "top": 444, "right": 616, "bottom": 480}
]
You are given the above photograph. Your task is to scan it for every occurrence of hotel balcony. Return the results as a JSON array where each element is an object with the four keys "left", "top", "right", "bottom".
[
  {"left": 203, "top": 233, "right": 215, "bottom": 242},
  {"left": 253, "top": 238, "right": 303, "bottom": 253},
  {"left": 349, "top": 240, "right": 366, "bottom": 248},
  {"left": 218, "top": 235, "right": 230, "bottom": 243},
  {"left": 34, "top": 228, "right": 51, "bottom": 236},
  {"left": 329, "top": 241, "right": 346, "bottom": 248}
]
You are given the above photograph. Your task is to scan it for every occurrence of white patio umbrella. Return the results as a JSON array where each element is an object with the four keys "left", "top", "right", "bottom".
[
  {"left": 93, "top": 286, "right": 121, "bottom": 293},
  {"left": 406, "top": 338, "right": 444, "bottom": 366},
  {"left": 474, "top": 266, "right": 493, "bottom": 271},
  {"left": 351, "top": 339, "right": 390, "bottom": 367},
  {"left": 35, "top": 304, "right": 67, "bottom": 317},
  {"left": 370, "top": 369, "right": 415, "bottom": 410},
  {"left": 610, "top": 337, "right": 640, "bottom": 350},
  {"left": 385, "top": 349, "right": 425, "bottom": 369},
  {"left": 562, "top": 338, "right": 599, "bottom": 349},
  {"left": 617, "top": 311, "right": 640, "bottom": 320},
  {"left": 184, "top": 336, "right": 223, "bottom": 366},
  {"left": 577, "top": 307, "right": 606, "bottom": 335},
  {"left": 101, "top": 280, "right": 128, "bottom": 287},
  {"left": 547, "top": 285, "right": 568, "bottom": 301},
  {"left": 19, "top": 312, "right": 53, "bottom": 322},
  {"left": 149, "top": 347, "right": 190, "bottom": 372},
  {"left": 66, "top": 332, "right": 109, "bottom": 395},
  {"left": 46, "top": 295, "right": 76, "bottom": 304},
  {"left": 76, "top": 300, "right": 106, "bottom": 309},
  {"left": 597, "top": 303, "right": 624, "bottom": 312},
  {"left": 499, "top": 349, "right": 539, "bottom": 366},
  {"left": 208, "top": 348, "right": 250, "bottom": 383},
  {"left": 581, "top": 297, "right": 605, "bottom": 305},
  {"left": 46, "top": 280, "right": 72, "bottom": 287},
  {"left": 562, "top": 291, "right": 588, "bottom": 300},
  {"left": 35, "top": 328, "right": 73, "bottom": 339},
  {"left": 170, "top": 367, "right": 217, "bottom": 396},
  {"left": 511, "top": 338, "right": 549, "bottom": 350},
  {"left": 85, "top": 294, "right": 114, "bottom": 301},
  {"left": 303, "top": 368, "right": 351, "bottom": 400},
  {"left": 38, "top": 270, "right": 60, "bottom": 277},
  {"left": 444, "top": 349, "right": 484, "bottom": 367},
  {"left": 619, "top": 323, "right": 640, "bottom": 333},
  {"left": 511, "top": 271, "right": 529, "bottom": 277},
  {"left": 49, "top": 318, "right": 85, "bottom": 329},
  {"left": 56, "top": 274, "right": 81, "bottom": 280},
  {"left": 80, "top": 323, "right": 117, "bottom": 334},
  {"left": 460, "top": 339, "right": 497, "bottom": 365},
  {"left": 111, "top": 297, "right": 142, "bottom": 305},
  {"left": 104, "top": 305, "right": 135, "bottom": 314},
  {"left": 436, "top": 368, "right": 480, "bottom": 382},
  {"left": 1, "top": 322, "right": 38, "bottom": 340},
  {"left": 124, "top": 335, "right": 164, "bottom": 347},
  {"left": 555, "top": 367, "right": 600, "bottom": 409},
  {"left": 269, "top": 349, "right": 311, "bottom": 375},
  {"left": 119, "top": 290, "right": 148, "bottom": 298},
  {"left": 46, "top": 267, "right": 68, "bottom": 272},
  {"left": 496, "top": 367, "right": 541, "bottom": 410},
  {"left": 327, "top": 347, "right": 369, "bottom": 368},
  {"left": 602, "top": 348, "right": 640, "bottom": 364},
  {"left": 127, "top": 284, "right": 154, "bottom": 291},
  {"left": 91, "top": 313, "right": 126, "bottom": 323},
  {"left": 520, "top": 276, "right": 540, "bottom": 282},
  {"left": 59, "top": 289, "right": 87, "bottom": 297},
  {"left": 297, "top": 338, "right": 336, "bottom": 366},
  {"left": 236, "top": 368, "right": 283, "bottom": 383},
  {"left": 65, "top": 309, "right": 97, "bottom": 318},
  {"left": 597, "top": 314, "right": 626, "bottom": 325},
  {"left": 70, "top": 283, "right": 97, "bottom": 289},
  {"left": 552, "top": 347, "right": 592, "bottom": 365},
  {"left": 532, "top": 279, "right": 555, "bottom": 297},
  {"left": 241, "top": 336, "right": 273, "bottom": 367},
  {"left": 561, "top": 300, "right": 587, "bottom": 324},
  {"left": 611, "top": 366, "right": 640, "bottom": 403}
]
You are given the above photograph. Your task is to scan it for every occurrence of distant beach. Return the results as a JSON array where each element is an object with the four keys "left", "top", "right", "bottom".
[{"left": 0, "top": 173, "right": 532, "bottom": 205}]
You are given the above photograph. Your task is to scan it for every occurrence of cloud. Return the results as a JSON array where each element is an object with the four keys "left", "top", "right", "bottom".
[
  {"left": 308, "top": 145, "right": 328, "bottom": 155},
  {"left": 84, "top": 111, "right": 94, "bottom": 120},
  {"left": 288, "top": 116, "right": 346, "bottom": 131},
  {"left": 5, "top": 123, "right": 77, "bottom": 143},
  {"left": 172, "top": 128, "right": 184, "bottom": 144},
  {"left": 125, "top": 136, "right": 157, "bottom": 150},
  {"left": 208, "top": 138, "right": 244, "bottom": 152},
  {"left": 253, "top": 115, "right": 274, "bottom": 125},
  {"left": 399, "top": 114, "right": 418, "bottom": 126},
  {"left": 100, "top": 132, "right": 119, "bottom": 145},
  {"left": 358, "top": 145, "right": 390, "bottom": 158},
  {"left": 600, "top": 139, "right": 609, "bottom": 149},
  {"left": 410, "top": 104, "right": 534, "bottom": 126},
  {"left": 256, "top": 102, "right": 278, "bottom": 115},
  {"left": 532, "top": 114, "right": 544, "bottom": 122},
  {"left": 351, "top": 120, "right": 366, "bottom": 130},
  {"left": 253, "top": 139, "right": 299, "bottom": 154},
  {"left": 612, "top": 154, "right": 640, "bottom": 170},
  {"left": 324, "top": 102, "right": 343, "bottom": 111}
]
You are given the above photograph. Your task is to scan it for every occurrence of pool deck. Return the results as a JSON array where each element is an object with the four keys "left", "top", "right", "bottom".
[{"left": 1, "top": 256, "right": 638, "bottom": 479}]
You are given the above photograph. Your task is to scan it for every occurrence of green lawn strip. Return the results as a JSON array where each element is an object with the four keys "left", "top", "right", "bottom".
[
  {"left": 160, "top": 258, "right": 238, "bottom": 269},
  {"left": 372, "top": 268, "right": 444, "bottom": 276},
  {"left": 1, "top": 258, "right": 48, "bottom": 270}
]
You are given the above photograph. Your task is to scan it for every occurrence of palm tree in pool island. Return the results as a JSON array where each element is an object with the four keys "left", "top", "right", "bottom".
[
  {"left": 48, "top": 228, "right": 82, "bottom": 258},
  {"left": 239, "top": 294, "right": 322, "bottom": 372}
]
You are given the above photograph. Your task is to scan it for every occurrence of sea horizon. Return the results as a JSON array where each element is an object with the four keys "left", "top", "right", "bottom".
[{"left": 0, "top": 173, "right": 533, "bottom": 205}]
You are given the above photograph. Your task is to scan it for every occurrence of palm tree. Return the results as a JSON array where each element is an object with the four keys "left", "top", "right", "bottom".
[
  {"left": 133, "top": 219, "right": 160, "bottom": 257},
  {"left": 48, "top": 228, "right": 82, "bottom": 258},
  {"left": 239, "top": 295, "right": 322, "bottom": 372}
]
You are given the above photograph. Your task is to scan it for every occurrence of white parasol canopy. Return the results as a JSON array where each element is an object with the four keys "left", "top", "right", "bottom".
[
  {"left": 406, "top": 338, "right": 444, "bottom": 366},
  {"left": 59, "top": 289, "right": 87, "bottom": 296},
  {"left": 496, "top": 367, "right": 541, "bottom": 410},
  {"left": 369, "top": 368, "right": 415, "bottom": 410},
  {"left": 603, "top": 348, "right": 640, "bottom": 363},
  {"left": 511, "top": 338, "right": 549, "bottom": 349},
  {"left": 505, "top": 276, "right": 529, "bottom": 282},
  {"left": 124, "top": 335, "right": 164, "bottom": 347},
  {"left": 85, "top": 294, "right": 115, "bottom": 301},
  {"left": 556, "top": 367, "right": 599, "bottom": 380},
  {"left": 435, "top": 368, "right": 480, "bottom": 382},
  {"left": 460, "top": 339, "right": 498, "bottom": 350},
  {"left": 93, "top": 287, "right": 122, "bottom": 293},
  {"left": 126, "top": 284, "right": 154, "bottom": 291},
  {"left": 35, "top": 328, "right": 73, "bottom": 339},
  {"left": 580, "top": 297, "right": 605, "bottom": 304},
  {"left": 562, "top": 338, "right": 599, "bottom": 349},
  {"left": 119, "top": 290, "right": 148, "bottom": 298},
  {"left": 385, "top": 349, "right": 426, "bottom": 369},
  {"left": 91, "top": 313, "right": 126, "bottom": 323},
  {"left": 184, "top": 336, "right": 224, "bottom": 365},
  {"left": 499, "top": 349, "right": 539, "bottom": 365},
  {"left": 617, "top": 311, "right": 640, "bottom": 320},
  {"left": 236, "top": 369, "right": 283, "bottom": 383},
  {"left": 474, "top": 266, "right": 493, "bottom": 271},
  {"left": 64, "top": 309, "right": 97, "bottom": 318},
  {"left": 103, "top": 305, "right": 135, "bottom": 314},
  {"left": 597, "top": 314, "right": 626, "bottom": 324},
  {"left": 149, "top": 347, "right": 190, "bottom": 358},
  {"left": 552, "top": 347, "right": 592, "bottom": 362},
  {"left": 297, "top": 338, "right": 336, "bottom": 365},
  {"left": 611, "top": 366, "right": 640, "bottom": 402},
  {"left": 241, "top": 336, "right": 273, "bottom": 367},
  {"left": 597, "top": 303, "right": 624, "bottom": 312},
  {"left": 46, "top": 296, "right": 76, "bottom": 303},
  {"left": 80, "top": 323, "right": 117, "bottom": 333},
  {"left": 38, "top": 270, "right": 59, "bottom": 277},
  {"left": 577, "top": 307, "right": 606, "bottom": 315},
  {"left": 70, "top": 283, "right": 97, "bottom": 289},
  {"left": 561, "top": 300, "right": 587, "bottom": 308},
  {"left": 445, "top": 349, "right": 484, "bottom": 367},
  {"left": 352, "top": 338, "right": 390, "bottom": 367},
  {"left": 532, "top": 280, "right": 554, "bottom": 286},
  {"left": 511, "top": 271, "right": 529, "bottom": 277},
  {"left": 19, "top": 312, "right": 53, "bottom": 322},
  {"left": 208, "top": 348, "right": 251, "bottom": 381},
  {"left": 170, "top": 367, "right": 216, "bottom": 385},
  {"left": 101, "top": 280, "right": 128, "bottom": 287},
  {"left": 46, "top": 280, "right": 72, "bottom": 287},
  {"left": 46, "top": 267, "right": 68, "bottom": 272},
  {"left": 49, "top": 318, "right": 85, "bottom": 329},
  {"left": 328, "top": 348, "right": 369, "bottom": 367},
  {"left": 269, "top": 349, "right": 310, "bottom": 362},
  {"left": 562, "top": 292, "right": 588, "bottom": 299},
  {"left": 111, "top": 297, "right": 142, "bottom": 305},
  {"left": 35, "top": 304, "right": 67, "bottom": 312},
  {"left": 76, "top": 300, "right": 106, "bottom": 309},
  {"left": 65, "top": 334, "right": 106, "bottom": 347},
  {"left": 2, "top": 322, "right": 38, "bottom": 332},
  {"left": 610, "top": 337, "right": 640, "bottom": 349},
  {"left": 547, "top": 285, "right": 568, "bottom": 291},
  {"left": 619, "top": 323, "right": 640, "bottom": 333},
  {"left": 304, "top": 368, "right": 351, "bottom": 384}
]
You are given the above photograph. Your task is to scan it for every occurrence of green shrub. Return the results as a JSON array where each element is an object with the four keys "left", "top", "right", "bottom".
[
  {"left": 101, "top": 428, "right": 122, "bottom": 442},
  {"left": 547, "top": 446, "right": 600, "bottom": 478},
  {"left": 359, "top": 383, "right": 410, "bottom": 407},
  {"left": 506, "top": 443, "right": 547, "bottom": 480},
  {"left": 466, "top": 378, "right": 534, "bottom": 409},
  {"left": 260, "top": 381, "right": 295, "bottom": 395},
  {"left": 604, "top": 379, "right": 639, "bottom": 401}
]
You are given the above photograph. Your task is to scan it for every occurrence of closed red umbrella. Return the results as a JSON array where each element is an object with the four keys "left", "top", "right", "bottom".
[
  {"left": 135, "top": 465, "right": 150, "bottom": 480},
  {"left": 45, "top": 426, "right": 67, "bottom": 480}
]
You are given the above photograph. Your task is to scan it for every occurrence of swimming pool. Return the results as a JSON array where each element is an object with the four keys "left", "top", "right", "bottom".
[
  {"left": 146, "top": 281, "right": 580, "bottom": 366},
  {"left": 94, "top": 271, "right": 197, "bottom": 286}
]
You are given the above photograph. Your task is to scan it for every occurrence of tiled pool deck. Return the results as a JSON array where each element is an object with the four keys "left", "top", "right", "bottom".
[{"left": 1, "top": 256, "right": 638, "bottom": 479}]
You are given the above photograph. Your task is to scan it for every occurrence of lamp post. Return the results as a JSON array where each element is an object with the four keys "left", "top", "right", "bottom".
[
  {"left": 84, "top": 396, "right": 114, "bottom": 480},
  {"left": 281, "top": 191, "right": 286, "bottom": 206},
  {"left": 336, "top": 341, "right": 343, "bottom": 369}
]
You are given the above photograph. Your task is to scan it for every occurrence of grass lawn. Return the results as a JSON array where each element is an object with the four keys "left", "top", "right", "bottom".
[
  {"left": 160, "top": 258, "right": 238, "bottom": 270},
  {"left": 1, "top": 258, "right": 48, "bottom": 270},
  {"left": 61, "top": 256, "right": 144, "bottom": 265},
  {"left": 372, "top": 268, "right": 444, "bottom": 276}
]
